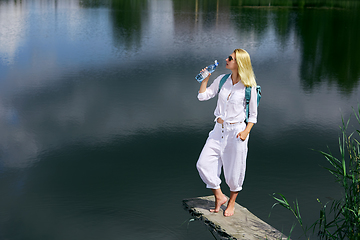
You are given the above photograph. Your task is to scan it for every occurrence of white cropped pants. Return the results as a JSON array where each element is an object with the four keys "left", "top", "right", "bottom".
[{"left": 196, "top": 122, "right": 249, "bottom": 192}]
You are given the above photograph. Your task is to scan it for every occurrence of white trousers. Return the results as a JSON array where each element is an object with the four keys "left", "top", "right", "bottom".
[{"left": 196, "top": 122, "right": 249, "bottom": 192}]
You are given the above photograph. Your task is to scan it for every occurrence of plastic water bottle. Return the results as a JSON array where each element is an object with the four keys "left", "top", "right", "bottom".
[{"left": 195, "top": 60, "right": 218, "bottom": 83}]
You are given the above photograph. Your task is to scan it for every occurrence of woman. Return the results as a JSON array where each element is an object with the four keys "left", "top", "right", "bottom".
[{"left": 196, "top": 49, "right": 258, "bottom": 217}]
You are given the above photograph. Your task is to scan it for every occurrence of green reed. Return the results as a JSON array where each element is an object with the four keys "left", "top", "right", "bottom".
[{"left": 270, "top": 106, "right": 360, "bottom": 239}]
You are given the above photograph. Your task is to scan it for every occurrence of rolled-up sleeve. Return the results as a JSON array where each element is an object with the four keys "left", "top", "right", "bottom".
[
  {"left": 247, "top": 86, "right": 258, "bottom": 124},
  {"left": 197, "top": 75, "right": 224, "bottom": 101}
]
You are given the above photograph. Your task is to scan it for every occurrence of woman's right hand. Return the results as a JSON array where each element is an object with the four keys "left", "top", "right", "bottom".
[
  {"left": 201, "top": 68, "right": 211, "bottom": 81},
  {"left": 199, "top": 68, "right": 211, "bottom": 93}
]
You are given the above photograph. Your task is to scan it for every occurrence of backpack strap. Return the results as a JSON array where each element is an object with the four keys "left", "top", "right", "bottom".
[
  {"left": 256, "top": 86, "right": 261, "bottom": 105},
  {"left": 245, "top": 85, "right": 262, "bottom": 123},
  {"left": 245, "top": 87, "right": 252, "bottom": 123},
  {"left": 218, "top": 74, "right": 230, "bottom": 93}
]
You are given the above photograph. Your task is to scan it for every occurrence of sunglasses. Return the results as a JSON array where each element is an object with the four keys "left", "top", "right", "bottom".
[{"left": 227, "top": 56, "right": 235, "bottom": 61}]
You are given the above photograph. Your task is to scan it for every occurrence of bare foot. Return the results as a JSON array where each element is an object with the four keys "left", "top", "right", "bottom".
[
  {"left": 224, "top": 201, "right": 235, "bottom": 217},
  {"left": 210, "top": 195, "right": 228, "bottom": 213}
]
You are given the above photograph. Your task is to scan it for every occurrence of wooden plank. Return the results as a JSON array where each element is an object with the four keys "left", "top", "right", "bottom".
[{"left": 183, "top": 195, "right": 288, "bottom": 240}]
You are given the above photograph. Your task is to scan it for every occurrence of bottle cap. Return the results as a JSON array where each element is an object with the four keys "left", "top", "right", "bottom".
[{"left": 214, "top": 60, "right": 218, "bottom": 66}]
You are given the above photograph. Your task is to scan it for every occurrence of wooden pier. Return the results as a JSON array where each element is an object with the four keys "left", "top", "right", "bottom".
[{"left": 183, "top": 195, "right": 288, "bottom": 240}]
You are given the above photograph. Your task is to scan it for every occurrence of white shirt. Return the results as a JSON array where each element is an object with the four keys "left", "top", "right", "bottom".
[{"left": 197, "top": 74, "right": 258, "bottom": 124}]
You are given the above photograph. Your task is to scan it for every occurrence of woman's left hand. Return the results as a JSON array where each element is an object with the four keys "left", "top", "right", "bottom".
[
  {"left": 236, "top": 131, "right": 249, "bottom": 141},
  {"left": 236, "top": 122, "right": 254, "bottom": 141}
]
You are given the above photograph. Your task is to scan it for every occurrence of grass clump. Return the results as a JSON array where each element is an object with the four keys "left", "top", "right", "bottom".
[{"left": 270, "top": 106, "right": 360, "bottom": 239}]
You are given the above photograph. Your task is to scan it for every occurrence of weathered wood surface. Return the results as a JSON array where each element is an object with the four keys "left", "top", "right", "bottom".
[{"left": 183, "top": 195, "right": 288, "bottom": 240}]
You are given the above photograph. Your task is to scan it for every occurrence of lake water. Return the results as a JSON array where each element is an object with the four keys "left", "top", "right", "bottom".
[{"left": 0, "top": 0, "right": 359, "bottom": 239}]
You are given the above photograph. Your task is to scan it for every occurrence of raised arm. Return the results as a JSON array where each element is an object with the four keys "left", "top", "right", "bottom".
[{"left": 199, "top": 71, "right": 211, "bottom": 93}]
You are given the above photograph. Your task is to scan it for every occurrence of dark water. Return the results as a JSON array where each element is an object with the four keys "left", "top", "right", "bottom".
[{"left": 1, "top": 0, "right": 360, "bottom": 239}]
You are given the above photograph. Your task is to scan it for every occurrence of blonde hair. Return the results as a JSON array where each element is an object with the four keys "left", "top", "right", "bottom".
[{"left": 234, "top": 49, "right": 257, "bottom": 87}]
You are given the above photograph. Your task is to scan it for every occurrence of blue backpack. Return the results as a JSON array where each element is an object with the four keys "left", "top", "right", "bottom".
[{"left": 218, "top": 73, "right": 261, "bottom": 123}]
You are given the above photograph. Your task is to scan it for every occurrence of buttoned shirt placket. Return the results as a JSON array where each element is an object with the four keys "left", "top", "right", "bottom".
[{"left": 220, "top": 84, "right": 234, "bottom": 155}]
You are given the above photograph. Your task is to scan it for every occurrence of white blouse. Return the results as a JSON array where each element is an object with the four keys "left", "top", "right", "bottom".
[{"left": 197, "top": 74, "right": 258, "bottom": 124}]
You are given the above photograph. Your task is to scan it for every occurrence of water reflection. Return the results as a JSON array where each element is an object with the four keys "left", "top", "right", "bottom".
[
  {"left": 297, "top": 8, "right": 360, "bottom": 91},
  {"left": 0, "top": 1, "right": 360, "bottom": 239},
  {"left": 110, "top": 0, "right": 148, "bottom": 51},
  {"left": 0, "top": 0, "right": 359, "bottom": 164},
  {"left": 0, "top": 0, "right": 27, "bottom": 65},
  {"left": 0, "top": 1, "right": 358, "bottom": 156}
]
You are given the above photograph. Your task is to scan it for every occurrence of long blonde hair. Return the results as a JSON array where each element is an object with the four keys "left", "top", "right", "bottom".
[{"left": 234, "top": 49, "right": 257, "bottom": 87}]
